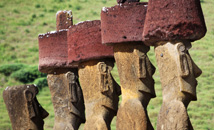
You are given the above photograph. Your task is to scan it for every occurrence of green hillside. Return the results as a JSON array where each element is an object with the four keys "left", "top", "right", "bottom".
[{"left": 0, "top": 0, "right": 213, "bottom": 130}]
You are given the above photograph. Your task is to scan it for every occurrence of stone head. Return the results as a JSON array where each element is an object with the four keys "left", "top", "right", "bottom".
[
  {"left": 3, "top": 85, "right": 49, "bottom": 130},
  {"left": 155, "top": 41, "right": 202, "bottom": 101},
  {"left": 113, "top": 43, "right": 156, "bottom": 99}
]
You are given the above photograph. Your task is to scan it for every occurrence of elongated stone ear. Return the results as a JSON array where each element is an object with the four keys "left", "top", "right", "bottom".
[
  {"left": 134, "top": 49, "right": 147, "bottom": 79},
  {"left": 66, "top": 72, "right": 78, "bottom": 107},
  {"left": 66, "top": 72, "right": 78, "bottom": 103},
  {"left": 97, "top": 62, "right": 110, "bottom": 93},
  {"left": 24, "top": 90, "right": 36, "bottom": 119},
  {"left": 66, "top": 71, "right": 85, "bottom": 122},
  {"left": 177, "top": 43, "right": 190, "bottom": 77}
]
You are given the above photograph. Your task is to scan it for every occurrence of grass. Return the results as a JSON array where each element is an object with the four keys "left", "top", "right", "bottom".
[{"left": 0, "top": 0, "right": 214, "bottom": 130}]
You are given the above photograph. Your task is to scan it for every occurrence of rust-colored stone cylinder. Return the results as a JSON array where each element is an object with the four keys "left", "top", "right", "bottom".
[
  {"left": 101, "top": 2, "right": 147, "bottom": 45},
  {"left": 38, "top": 30, "right": 76, "bottom": 74},
  {"left": 142, "top": 0, "right": 207, "bottom": 46},
  {"left": 39, "top": 10, "right": 75, "bottom": 74},
  {"left": 67, "top": 20, "right": 114, "bottom": 66}
]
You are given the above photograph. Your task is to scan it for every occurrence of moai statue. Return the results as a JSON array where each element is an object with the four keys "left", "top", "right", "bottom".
[
  {"left": 142, "top": 0, "right": 206, "bottom": 129},
  {"left": 101, "top": 2, "right": 155, "bottom": 130},
  {"left": 3, "top": 85, "right": 49, "bottom": 130},
  {"left": 38, "top": 10, "right": 85, "bottom": 130},
  {"left": 67, "top": 20, "right": 121, "bottom": 130},
  {"left": 47, "top": 70, "right": 85, "bottom": 130}
]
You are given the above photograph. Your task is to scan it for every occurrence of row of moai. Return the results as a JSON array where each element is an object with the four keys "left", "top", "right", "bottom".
[{"left": 3, "top": 0, "right": 206, "bottom": 129}]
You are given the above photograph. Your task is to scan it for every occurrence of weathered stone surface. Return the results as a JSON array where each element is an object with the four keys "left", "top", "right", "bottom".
[
  {"left": 47, "top": 69, "right": 85, "bottom": 130},
  {"left": 114, "top": 43, "right": 155, "bottom": 130},
  {"left": 78, "top": 59, "right": 120, "bottom": 130},
  {"left": 117, "top": 0, "right": 139, "bottom": 4},
  {"left": 56, "top": 10, "right": 73, "bottom": 31},
  {"left": 155, "top": 41, "right": 202, "bottom": 129},
  {"left": 38, "top": 30, "right": 77, "bottom": 74},
  {"left": 67, "top": 20, "right": 114, "bottom": 66},
  {"left": 157, "top": 101, "right": 193, "bottom": 130},
  {"left": 117, "top": 99, "right": 153, "bottom": 130},
  {"left": 101, "top": 2, "right": 147, "bottom": 45},
  {"left": 3, "top": 85, "right": 49, "bottom": 130},
  {"left": 142, "top": 0, "right": 207, "bottom": 46}
]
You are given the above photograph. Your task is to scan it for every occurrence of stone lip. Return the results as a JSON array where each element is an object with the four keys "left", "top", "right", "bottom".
[
  {"left": 68, "top": 20, "right": 114, "bottom": 65},
  {"left": 142, "top": 0, "right": 207, "bottom": 46},
  {"left": 38, "top": 30, "right": 77, "bottom": 74},
  {"left": 101, "top": 2, "right": 147, "bottom": 46}
]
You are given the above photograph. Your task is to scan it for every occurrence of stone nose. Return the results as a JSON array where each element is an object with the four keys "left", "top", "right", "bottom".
[{"left": 192, "top": 59, "right": 202, "bottom": 78}]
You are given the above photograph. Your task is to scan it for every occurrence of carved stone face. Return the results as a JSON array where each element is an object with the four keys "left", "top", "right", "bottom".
[
  {"left": 78, "top": 59, "right": 119, "bottom": 113},
  {"left": 113, "top": 43, "right": 156, "bottom": 99},
  {"left": 3, "top": 85, "right": 49, "bottom": 130},
  {"left": 24, "top": 85, "right": 49, "bottom": 130},
  {"left": 155, "top": 41, "right": 202, "bottom": 101},
  {"left": 78, "top": 59, "right": 119, "bottom": 130}
]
